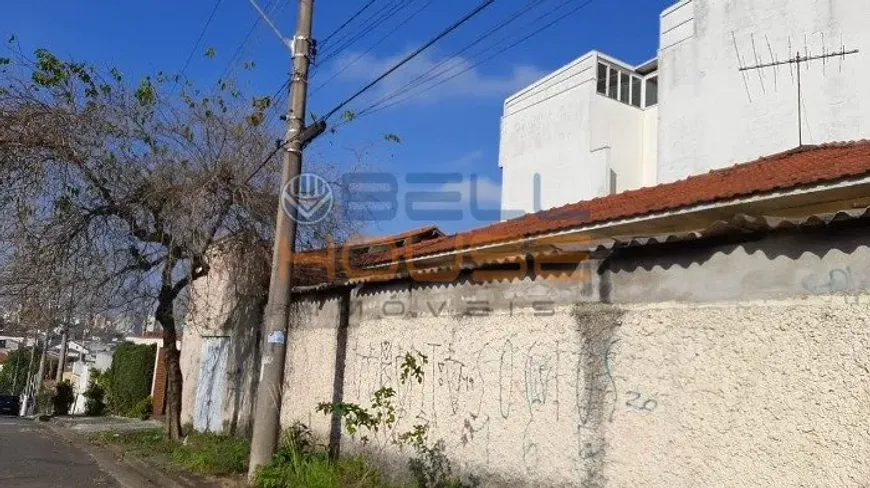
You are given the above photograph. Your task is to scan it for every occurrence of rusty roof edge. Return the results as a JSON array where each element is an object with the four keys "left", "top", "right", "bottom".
[
  {"left": 319, "top": 206, "right": 870, "bottom": 286},
  {"left": 362, "top": 174, "right": 870, "bottom": 269},
  {"left": 290, "top": 206, "right": 870, "bottom": 293}
]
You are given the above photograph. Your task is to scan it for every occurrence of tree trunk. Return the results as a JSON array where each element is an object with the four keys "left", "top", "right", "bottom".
[
  {"left": 164, "top": 340, "right": 183, "bottom": 441},
  {"left": 156, "top": 292, "right": 183, "bottom": 441}
]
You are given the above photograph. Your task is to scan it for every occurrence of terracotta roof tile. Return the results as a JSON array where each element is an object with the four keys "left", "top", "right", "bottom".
[
  {"left": 292, "top": 226, "right": 444, "bottom": 287},
  {"left": 372, "top": 141, "right": 870, "bottom": 263}
]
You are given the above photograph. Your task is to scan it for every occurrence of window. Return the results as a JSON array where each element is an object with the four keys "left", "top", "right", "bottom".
[
  {"left": 597, "top": 63, "right": 608, "bottom": 95},
  {"left": 619, "top": 72, "right": 630, "bottom": 103},
  {"left": 609, "top": 170, "right": 618, "bottom": 194},
  {"left": 645, "top": 76, "right": 658, "bottom": 107},
  {"left": 630, "top": 76, "right": 642, "bottom": 107},
  {"left": 607, "top": 67, "right": 618, "bottom": 99},
  {"left": 597, "top": 59, "right": 648, "bottom": 109}
]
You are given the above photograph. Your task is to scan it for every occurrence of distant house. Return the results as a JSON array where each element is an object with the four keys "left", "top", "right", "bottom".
[{"left": 68, "top": 341, "right": 115, "bottom": 414}]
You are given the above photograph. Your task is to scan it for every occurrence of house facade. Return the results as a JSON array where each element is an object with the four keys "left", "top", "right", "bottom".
[
  {"left": 500, "top": 0, "right": 870, "bottom": 215},
  {"left": 181, "top": 140, "right": 870, "bottom": 486}
]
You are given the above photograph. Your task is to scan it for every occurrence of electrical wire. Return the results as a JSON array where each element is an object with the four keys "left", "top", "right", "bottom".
[
  {"left": 320, "top": 0, "right": 497, "bottom": 123},
  {"left": 177, "top": 0, "right": 224, "bottom": 86},
  {"left": 357, "top": 0, "right": 553, "bottom": 111},
  {"left": 246, "top": 0, "right": 498, "bottom": 183},
  {"left": 319, "top": 0, "right": 379, "bottom": 46},
  {"left": 361, "top": 0, "right": 583, "bottom": 115},
  {"left": 359, "top": 0, "right": 597, "bottom": 117},
  {"left": 311, "top": 0, "right": 436, "bottom": 95},
  {"left": 315, "top": 0, "right": 406, "bottom": 63},
  {"left": 216, "top": 0, "right": 283, "bottom": 84}
]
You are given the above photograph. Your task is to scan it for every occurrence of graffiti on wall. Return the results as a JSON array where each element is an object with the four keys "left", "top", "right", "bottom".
[
  {"left": 346, "top": 327, "right": 657, "bottom": 479},
  {"left": 802, "top": 266, "right": 870, "bottom": 296}
]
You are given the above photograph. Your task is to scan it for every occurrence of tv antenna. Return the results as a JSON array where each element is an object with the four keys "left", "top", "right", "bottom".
[{"left": 740, "top": 45, "right": 858, "bottom": 146}]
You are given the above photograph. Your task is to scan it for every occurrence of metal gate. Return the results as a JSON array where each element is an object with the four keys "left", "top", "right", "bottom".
[{"left": 193, "top": 337, "right": 229, "bottom": 433}]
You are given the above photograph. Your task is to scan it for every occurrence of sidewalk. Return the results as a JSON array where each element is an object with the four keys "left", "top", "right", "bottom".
[
  {"left": 47, "top": 417, "right": 240, "bottom": 488},
  {"left": 52, "top": 415, "right": 163, "bottom": 434}
]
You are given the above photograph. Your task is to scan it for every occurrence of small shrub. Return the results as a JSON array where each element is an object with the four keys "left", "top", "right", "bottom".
[
  {"left": 409, "top": 439, "right": 479, "bottom": 488},
  {"left": 36, "top": 388, "right": 54, "bottom": 414},
  {"left": 255, "top": 425, "right": 388, "bottom": 488},
  {"left": 84, "top": 376, "right": 106, "bottom": 416},
  {"left": 128, "top": 396, "right": 152, "bottom": 420},
  {"left": 53, "top": 380, "right": 75, "bottom": 415}
]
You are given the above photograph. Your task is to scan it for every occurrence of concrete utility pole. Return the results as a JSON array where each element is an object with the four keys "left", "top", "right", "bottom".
[
  {"left": 35, "top": 331, "right": 48, "bottom": 390},
  {"left": 55, "top": 324, "right": 68, "bottom": 383},
  {"left": 20, "top": 333, "right": 37, "bottom": 416},
  {"left": 248, "top": 0, "right": 321, "bottom": 478}
]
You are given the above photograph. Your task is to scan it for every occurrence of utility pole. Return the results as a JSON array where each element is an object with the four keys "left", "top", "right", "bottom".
[
  {"left": 248, "top": 0, "right": 324, "bottom": 478},
  {"left": 20, "top": 332, "right": 37, "bottom": 416},
  {"left": 35, "top": 330, "right": 48, "bottom": 391},
  {"left": 55, "top": 324, "right": 68, "bottom": 383},
  {"left": 23, "top": 329, "right": 49, "bottom": 416}
]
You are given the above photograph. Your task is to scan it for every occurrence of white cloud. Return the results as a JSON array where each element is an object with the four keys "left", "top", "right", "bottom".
[
  {"left": 438, "top": 175, "right": 502, "bottom": 206},
  {"left": 328, "top": 49, "right": 546, "bottom": 105}
]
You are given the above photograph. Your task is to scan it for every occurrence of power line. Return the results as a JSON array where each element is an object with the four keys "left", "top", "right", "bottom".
[
  {"left": 320, "top": 0, "right": 498, "bottom": 122},
  {"left": 319, "top": 0, "right": 379, "bottom": 46},
  {"left": 311, "top": 0, "right": 436, "bottom": 95},
  {"left": 217, "top": 0, "right": 284, "bottom": 84},
  {"left": 362, "top": 0, "right": 585, "bottom": 115},
  {"left": 177, "top": 0, "right": 224, "bottom": 84},
  {"left": 316, "top": 0, "right": 407, "bottom": 64},
  {"left": 264, "top": 77, "right": 291, "bottom": 128},
  {"left": 360, "top": 0, "right": 596, "bottom": 117},
  {"left": 247, "top": 0, "right": 498, "bottom": 184},
  {"left": 358, "top": 0, "right": 554, "bottom": 112}
]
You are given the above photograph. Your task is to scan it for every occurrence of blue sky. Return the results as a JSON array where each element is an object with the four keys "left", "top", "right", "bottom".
[{"left": 2, "top": 0, "right": 672, "bottom": 238}]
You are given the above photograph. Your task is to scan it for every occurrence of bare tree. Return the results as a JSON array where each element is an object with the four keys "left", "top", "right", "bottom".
[{"left": 0, "top": 48, "right": 358, "bottom": 439}]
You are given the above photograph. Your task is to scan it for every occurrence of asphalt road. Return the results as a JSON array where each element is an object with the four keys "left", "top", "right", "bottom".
[{"left": 0, "top": 416, "right": 118, "bottom": 487}]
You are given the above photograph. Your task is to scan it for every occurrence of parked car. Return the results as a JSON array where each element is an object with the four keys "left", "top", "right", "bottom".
[{"left": 0, "top": 395, "right": 20, "bottom": 415}]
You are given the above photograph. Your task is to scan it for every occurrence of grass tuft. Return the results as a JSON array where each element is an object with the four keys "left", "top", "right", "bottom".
[{"left": 92, "top": 428, "right": 249, "bottom": 476}]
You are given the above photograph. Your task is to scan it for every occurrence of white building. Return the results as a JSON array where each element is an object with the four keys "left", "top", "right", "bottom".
[{"left": 500, "top": 0, "right": 870, "bottom": 215}]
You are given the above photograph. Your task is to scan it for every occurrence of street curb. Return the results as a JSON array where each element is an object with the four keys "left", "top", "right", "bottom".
[{"left": 47, "top": 423, "right": 188, "bottom": 488}]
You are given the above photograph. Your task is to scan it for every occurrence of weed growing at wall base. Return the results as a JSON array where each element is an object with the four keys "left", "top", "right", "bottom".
[
  {"left": 92, "top": 429, "right": 249, "bottom": 476},
  {"left": 255, "top": 423, "right": 395, "bottom": 488},
  {"left": 315, "top": 351, "right": 480, "bottom": 488}
]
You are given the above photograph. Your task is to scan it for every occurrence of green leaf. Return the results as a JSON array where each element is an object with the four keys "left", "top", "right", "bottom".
[
  {"left": 135, "top": 77, "right": 156, "bottom": 107},
  {"left": 384, "top": 133, "right": 401, "bottom": 143},
  {"left": 340, "top": 110, "right": 357, "bottom": 123},
  {"left": 204, "top": 47, "right": 216, "bottom": 59},
  {"left": 0, "top": 58, "right": 10, "bottom": 65},
  {"left": 243, "top": 60, "right": 255, "bottom": 70}
]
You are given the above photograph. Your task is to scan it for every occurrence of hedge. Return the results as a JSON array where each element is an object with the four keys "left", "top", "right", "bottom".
[{"left": 110, "top": 342, "right": 156, "bottom": 417}]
